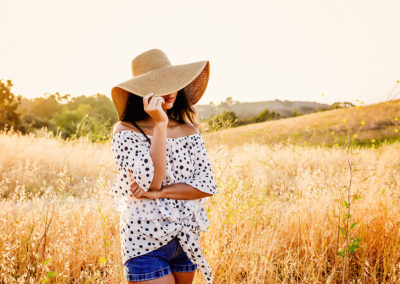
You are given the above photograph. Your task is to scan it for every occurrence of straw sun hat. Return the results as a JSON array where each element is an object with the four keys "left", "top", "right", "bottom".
[{"left": 111, "top": 48, "right": 210, "bottom": 120}]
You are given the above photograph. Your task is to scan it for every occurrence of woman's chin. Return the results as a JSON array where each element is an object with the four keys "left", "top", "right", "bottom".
[{"left": 162, "top": 103, "right": 174, "bottom": 109}]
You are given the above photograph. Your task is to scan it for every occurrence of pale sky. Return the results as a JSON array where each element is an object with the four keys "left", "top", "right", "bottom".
[{"left": 1, "top": 0, "right": 400, "bottom": 106}]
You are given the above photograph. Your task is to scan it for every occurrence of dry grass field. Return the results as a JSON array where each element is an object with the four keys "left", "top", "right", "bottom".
[{"left": 0, "top": 101, "right": 399, "bottom": 283}]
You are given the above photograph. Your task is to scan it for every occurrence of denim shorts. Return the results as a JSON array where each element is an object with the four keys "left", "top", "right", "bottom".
[{"left": 123, "top": 236, "right": 198, "bottom": 282}]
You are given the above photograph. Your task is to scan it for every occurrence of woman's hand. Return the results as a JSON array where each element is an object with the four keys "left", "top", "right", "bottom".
[
  {"left": 143, "top": 92, "right": 168, "bottom": 126},
  {"left": 141, "top": 189, "right": 163, "bottom": 200},
  {"left": 128, "top": 169, "right": 163, "bottom": 199}
]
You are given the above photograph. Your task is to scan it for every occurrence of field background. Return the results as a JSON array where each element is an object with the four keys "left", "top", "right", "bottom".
[{"left": 1, "top": 100, "right": 400, "bottom": 283}]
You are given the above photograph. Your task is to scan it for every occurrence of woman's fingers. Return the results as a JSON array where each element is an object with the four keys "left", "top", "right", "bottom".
[
  {"left": 130, "top": 180, "right": 138, "bottom": 193},
  {"left": 146, "top": 93, "right": 158, "bottom": 109},
  {"left": 131, "top": 185, "right": 142, "bottom": 197},
  {"left": 128, "top": 170, "right": 138, "bottom": 186},
  {"left": 136, "top": 191, "right": 146, "bottom": 199},
  {"left": 148, "top": 96, "right": 162, "bottom": 109},
  {"left": 144, "top": 94, "right": 161, "bottom": 110},
  {"left": 141, "top": 190, "right": 161, "bottom": 200},
  {"left": 127, "top": 170, "right": 147, "bottom": 199},
  {"left": 127, "top": 170, "right": 141, "bottom": 196},
  {"left": 129, "top": 182, "right": 147, "bottom": 199},
  {"left": 135, "top": 189, "right": 146, "bottom": 199},
  {"left": 155, "top": 97, "right": 164, "bottom": 109},
  {"left": 143, "top": 92, "right": 153, "bottom": 109},
  {"left": 127, "top": 169, "right": 135, "bottom": 182},
  {"left": 141, "top": 92, "right": 168, "bottom": 125}
]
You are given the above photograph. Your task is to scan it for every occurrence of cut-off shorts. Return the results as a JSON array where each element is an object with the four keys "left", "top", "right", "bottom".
[{"left": 123, "top": 236, "right": 198, "bottom": 282}]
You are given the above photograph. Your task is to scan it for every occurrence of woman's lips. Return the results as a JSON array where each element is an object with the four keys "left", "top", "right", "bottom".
[{"left": 165, "top": 98, "right": 174, "bottom": 102}]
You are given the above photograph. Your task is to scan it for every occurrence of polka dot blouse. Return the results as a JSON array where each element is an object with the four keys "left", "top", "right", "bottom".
[{"left": 109, "top": 129, "right": 219, "bottom": 284}]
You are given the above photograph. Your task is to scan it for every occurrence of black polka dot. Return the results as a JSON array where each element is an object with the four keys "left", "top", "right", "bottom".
[{"left": 110, "top": 129, "right": 217, "bottom": 284}]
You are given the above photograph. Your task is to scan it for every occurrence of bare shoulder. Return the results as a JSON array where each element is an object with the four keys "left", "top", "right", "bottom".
[
  {"left": 180, "top": 123, "right": 200, "bottom": 136},
  {"left": 113, "top": 121, "right": 140, "bottom": 135}
]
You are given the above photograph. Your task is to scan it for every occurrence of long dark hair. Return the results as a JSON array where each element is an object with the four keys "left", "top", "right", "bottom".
[{"left": 112, "top": 88, "right": 200, "bottom": 144}]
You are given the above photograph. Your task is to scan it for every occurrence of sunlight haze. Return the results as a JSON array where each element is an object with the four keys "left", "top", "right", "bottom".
[{"left": 1, "top": 0, "right": 399, "bottom": 105}]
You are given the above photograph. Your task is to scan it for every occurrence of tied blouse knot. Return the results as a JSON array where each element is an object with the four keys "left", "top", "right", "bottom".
[{"left": 109, "top": 130, "right": 218, "bottom": 284}]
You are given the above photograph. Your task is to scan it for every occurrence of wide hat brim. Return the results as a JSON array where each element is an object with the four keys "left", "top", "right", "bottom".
[{"left": 111, "top": 60, "right": 210, "bottom": 120}]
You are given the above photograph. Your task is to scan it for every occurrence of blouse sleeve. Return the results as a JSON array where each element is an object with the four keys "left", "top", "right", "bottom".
[
  {"left": 183, "top": 133, "right": 219, "bottom": 195},
  {"left": 111, "top": 131, "right": 155, "bottom": 194}
]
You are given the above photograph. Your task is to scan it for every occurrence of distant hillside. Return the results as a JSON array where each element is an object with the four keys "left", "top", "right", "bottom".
[
  {"left": 194, "top": 99, "right": 329, "bottom": 119},
  {"left": 201, "top": 99, "right": 400, "bottom": 148},
  {"left": 19, "top": 95, "right": 328, "bottom": 123}
]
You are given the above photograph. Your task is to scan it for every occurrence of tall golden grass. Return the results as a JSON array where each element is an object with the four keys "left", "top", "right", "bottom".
[{"left": 1, "top": 107, "right": 399, "bottom": 283}]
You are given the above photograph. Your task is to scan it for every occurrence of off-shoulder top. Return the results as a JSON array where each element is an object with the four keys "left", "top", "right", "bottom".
[{"left": 109, "top": 130, "right": 219, "bottom": 284}]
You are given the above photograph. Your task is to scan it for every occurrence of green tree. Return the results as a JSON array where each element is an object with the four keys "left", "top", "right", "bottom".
[
  {"left": 73, "top": 114, "right": 113, "bottom": 142},
  {"left": 329, "top": 101, "right": 355, "bottom": 110},
  {"left": 0, "top": 79, "right": 23, "bottom": 131},
  {"left": 292, "top": 107, "right": 301, "bottom": 117},
  {"left": 254, "top": 108, "right": 280, "bottom": 122},
  {"left": 66, "top": 93, "right": 117, "bottom": 122},
  {"left": 22, "top": 113, "right": 56, "bottom": 133},
  {"left": 30, "top": 93, "right": 66, "bottom": 119},
  {"left": 52, "top": 104, "right": 91, "bottom": 138},
  {"left": 207, "top": 110, "right": 238, "bottom": 131}
]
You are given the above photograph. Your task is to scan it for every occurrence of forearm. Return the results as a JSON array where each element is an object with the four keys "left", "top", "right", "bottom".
[
  {"left": 159, "top": 183, "right": 212, "bottom": 200},
  {"left": 149, "top": 123, "right": 167, "bottom": 190}
]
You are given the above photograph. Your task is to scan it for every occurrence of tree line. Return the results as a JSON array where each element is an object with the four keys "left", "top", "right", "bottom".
[
  {"left": 1, "top": 79, "right": 354, "bottom": 141},
  {"left": 1, "top": 79, "right": 117, "bottom": 142}
]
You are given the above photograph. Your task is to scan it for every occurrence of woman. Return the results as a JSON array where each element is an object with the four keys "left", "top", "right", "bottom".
[{"left": 109, "top": 49, "right": 219, "bottom": 284}]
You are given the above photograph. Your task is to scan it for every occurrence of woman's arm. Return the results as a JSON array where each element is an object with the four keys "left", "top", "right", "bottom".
[
  {"left": 148, "top": 122, "right": 167, "bottom": 191},
  {"left": 138, "top": 92, "right": 167, "bottom": 191},
  {"left": 142, "top": 131, "right": 219, "bottom": 199},
  {"left": 161, "top": 183, "right": 212, "bottom": 199},
  {"left": 142, "top": 183, "right": 212, "bottom": 200},
  {"left": 112, "top": 121, "right": 167, "bottom": 193},
  {"left": 111, "top": 93, "right": 168, "bottom": 197}
]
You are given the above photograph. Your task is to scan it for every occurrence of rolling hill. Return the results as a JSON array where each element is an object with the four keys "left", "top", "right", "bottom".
[
  {"left": 195, "top": 99, "right": 329, "bottom": 119},
  {"left": 201, "top": 99, "right": 400, "bottom": 148}
]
